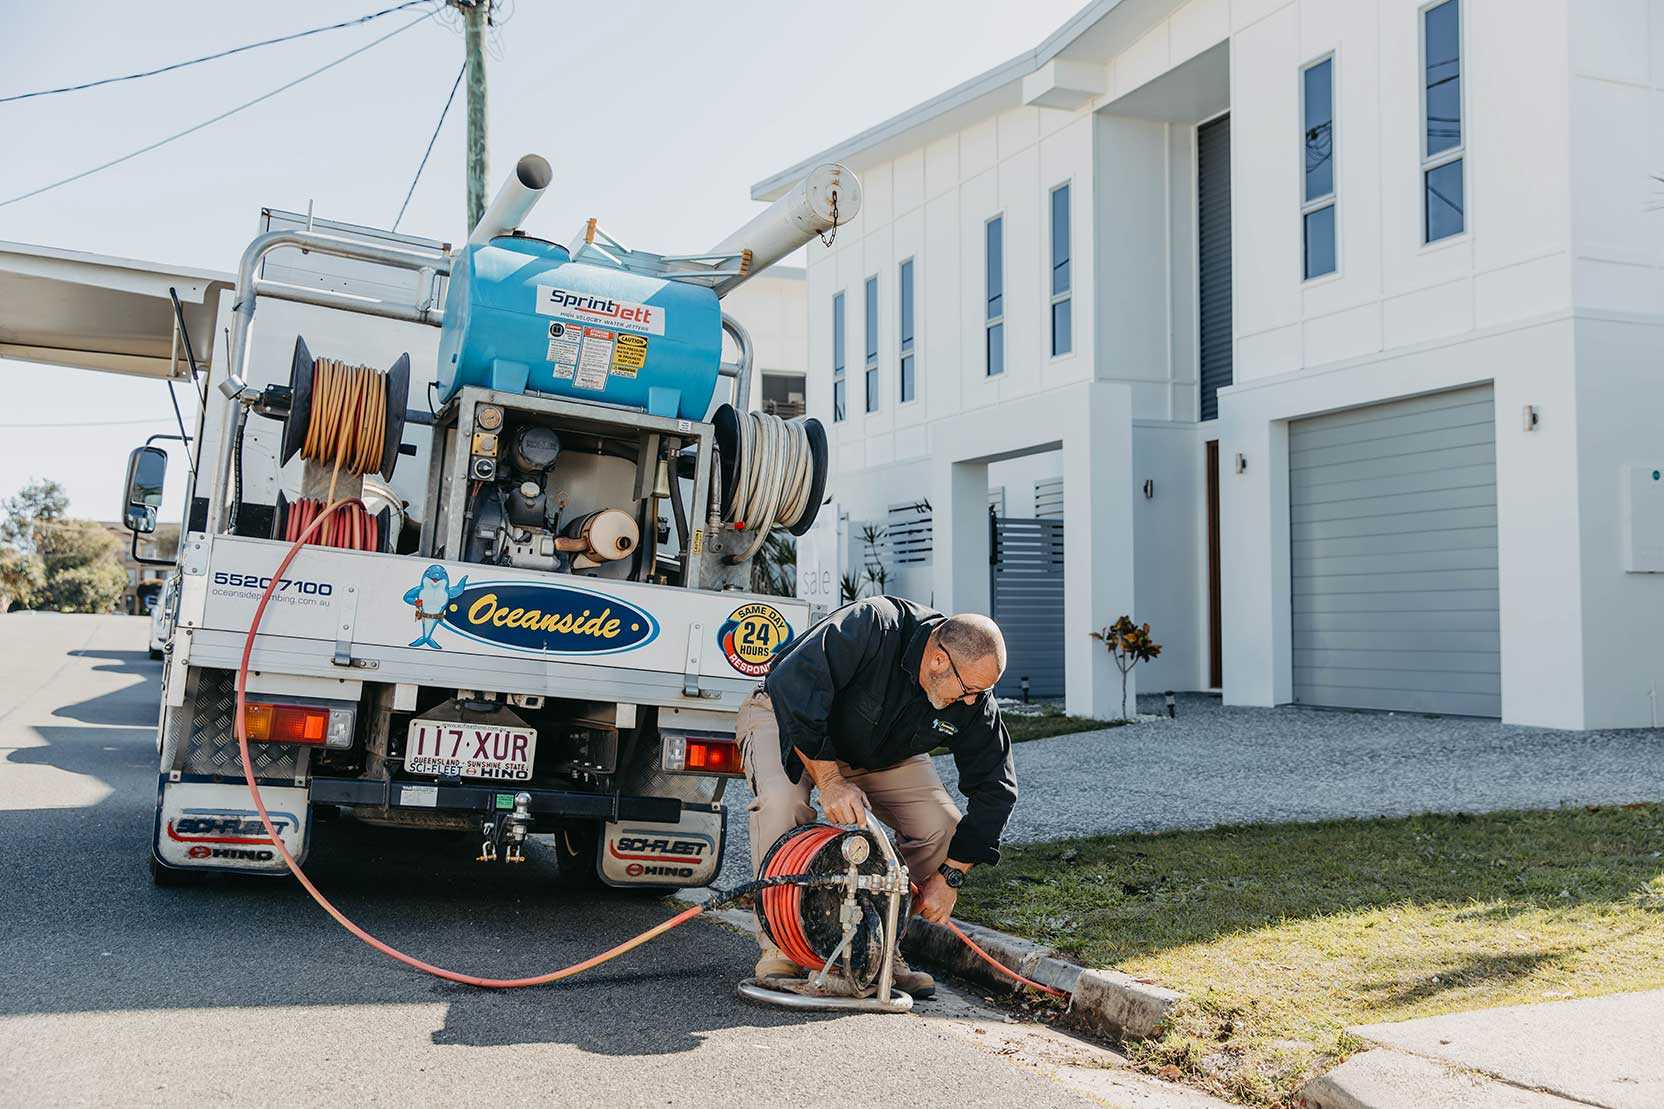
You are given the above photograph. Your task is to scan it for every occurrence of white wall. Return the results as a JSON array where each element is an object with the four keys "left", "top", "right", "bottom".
[
  {"left": 719, "top": 267, "right": 807, "bottom": 412},
  {"left": 1228, "top": 0, "right": 1573, "bottom": 383}
]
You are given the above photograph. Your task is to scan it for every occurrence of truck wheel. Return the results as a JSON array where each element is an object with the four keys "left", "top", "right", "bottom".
[
  {"left": 149, "top": 853, "right": 203, "bottom": 887},
  {"left": 552, "top": 824, "right": 603, "bottom": 888},
  {"left": 148, "top": 648, "right": 164, "bottom": 661}
]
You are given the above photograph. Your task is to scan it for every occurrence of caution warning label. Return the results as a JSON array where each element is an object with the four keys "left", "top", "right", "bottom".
[
  {"left": 575, "top": 327, "right": 614, "bottom": 391},
  {"left": 611, "top": 333, "right": 647, "bottom": 378}
]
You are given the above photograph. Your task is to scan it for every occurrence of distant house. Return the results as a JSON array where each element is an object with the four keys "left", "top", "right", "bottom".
[
  {"left": 100, "top": 522, "right": 173, "bottom": 614},
  {"left": 760, "top": 0, "right": 1664, "bottom": 729}
]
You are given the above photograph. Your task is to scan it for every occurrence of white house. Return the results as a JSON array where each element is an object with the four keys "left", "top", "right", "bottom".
[{"left": 758, "top": 0, "right": 1664, "bottom": 729}]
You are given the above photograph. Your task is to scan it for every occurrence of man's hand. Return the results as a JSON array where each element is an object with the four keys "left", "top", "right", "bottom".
[
  {"left": 818, "top": 777, "right": 869, "bottom": 826},
  {"left": 915, "top": 872, "right": 959, "bottom": 924}
]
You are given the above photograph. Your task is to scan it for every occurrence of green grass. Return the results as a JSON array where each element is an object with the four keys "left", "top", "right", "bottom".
[
  {"left": 955, "top": 804, "right": 1664, "bottom": 1106},
  {"left": 1003, "top": 708, "right": 1122, "bottom": 744}
]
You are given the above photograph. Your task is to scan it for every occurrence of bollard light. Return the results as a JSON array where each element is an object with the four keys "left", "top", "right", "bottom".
[
  {"left": 1021, "top": 675, "right": 1031, "bottom": 704},
  {"left": 1165, "top": 691, "right": 1176, "bottom": 718}
]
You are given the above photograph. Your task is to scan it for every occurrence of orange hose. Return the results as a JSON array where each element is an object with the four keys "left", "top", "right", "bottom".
[
  {"left": 235, "top": 498, "right": 708, "bottom": 988},
  {"left": 235, "top": 515, "right": 1067, "bottom": 997}
]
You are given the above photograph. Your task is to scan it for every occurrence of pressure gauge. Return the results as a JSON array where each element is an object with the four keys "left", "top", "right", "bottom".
[{"left": 476, "top": 403, "right": 504, "bottom": 431}]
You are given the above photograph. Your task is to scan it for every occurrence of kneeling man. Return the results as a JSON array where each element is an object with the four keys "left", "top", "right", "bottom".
[{"left": 736, "top": 596, "right": 1017, "bottom": 998}]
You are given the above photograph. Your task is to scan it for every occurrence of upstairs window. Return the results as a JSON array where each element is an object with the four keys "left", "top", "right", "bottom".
[
  {"left": 985, "top": 216, "right": 1005, "bottom": 376},
  {"left": 898, "top": 258, "right": 917, "bottom": 403},
  {"left": 1050, "top": 183, "right": 1072, "bottom": 356},
  {"left": 1422, "top": 0, "right": 1464, "bottom": 242},
  {"left": 831, "top": 291, "right": 846, "bottom": 422},
  {"left": 1302, "top": 56, "right": 1337, "bottom": 279},
  {"left": 864, "top": 275, "right": 879, "bottom": 413}
]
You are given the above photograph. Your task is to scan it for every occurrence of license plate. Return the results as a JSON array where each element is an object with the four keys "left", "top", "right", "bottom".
[{"left": 405, "top": 719, "right": 536, "bottom": 782}]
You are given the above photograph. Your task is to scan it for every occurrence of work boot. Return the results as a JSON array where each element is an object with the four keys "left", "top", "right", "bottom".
[
  {"left": 889, "top": 954, "right": 935, "bottom": 999},
  {"left": 754, "top": 943, "right": 803, "bottom": 982}
]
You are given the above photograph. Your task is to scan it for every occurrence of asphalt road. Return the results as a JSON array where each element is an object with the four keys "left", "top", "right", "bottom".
[{"left": 0, "top": 613, "right": 1221, "bottom": 1109}]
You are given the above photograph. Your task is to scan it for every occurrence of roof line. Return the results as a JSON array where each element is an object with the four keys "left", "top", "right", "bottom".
[
  {"left": 0, "top": 238, "right": 233, "bottom": 288},
  {"left": 750, "top": 0, "right": 1127, "bottom": 200}
]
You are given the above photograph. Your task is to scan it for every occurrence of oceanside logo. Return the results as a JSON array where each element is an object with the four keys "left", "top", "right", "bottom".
[
  {"left": 441, "top": 580, "right": 659, "bottom": 656},
  {"left": 536, "top": 285, "right": 665, "bottom": 335}
]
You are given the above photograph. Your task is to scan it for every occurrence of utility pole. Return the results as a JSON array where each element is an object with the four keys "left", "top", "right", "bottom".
[{"left": 457, "top": 0, "right": 489, "bottom": 233}]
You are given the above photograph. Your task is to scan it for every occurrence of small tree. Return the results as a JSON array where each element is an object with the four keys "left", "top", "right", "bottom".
[
  {"left": 0, "top": 547, "right": 45, "bottom": 612},
  {"left": 35, "top": 520, "right": 127, "bottom": 613},
  {"left": 749, "top": 531, "right": 798, "bottom": 597},
  {"left": 1091, "top": 616, "right": 1163, "bottom": 722},
  {"left": 858, "top": 524, "right": 890, "bottom": 596},
  {"left": 838, "top": 571, "right": 864, "bottom": 604}
]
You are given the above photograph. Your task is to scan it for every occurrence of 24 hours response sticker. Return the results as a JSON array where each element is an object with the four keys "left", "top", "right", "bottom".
[{"left": 717, "top": 602, "right": 793, "bottom": 677}]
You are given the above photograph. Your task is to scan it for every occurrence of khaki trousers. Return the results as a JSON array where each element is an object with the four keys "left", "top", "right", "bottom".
[{"left": 736, "top": 690, "right": 961, "bottom": 932}]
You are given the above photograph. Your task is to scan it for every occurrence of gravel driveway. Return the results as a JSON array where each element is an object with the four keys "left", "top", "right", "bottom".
[{"left": 711, "top": 694, "right": 1664, "bottom": 891}]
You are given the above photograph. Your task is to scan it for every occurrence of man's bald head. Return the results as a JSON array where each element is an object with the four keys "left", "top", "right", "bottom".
[
  {"left": 920, "top": 613, "right": 1007, "bottom": 709},
  {"left": 936, "top": 613, "right": 1007, "bottom": 672}
]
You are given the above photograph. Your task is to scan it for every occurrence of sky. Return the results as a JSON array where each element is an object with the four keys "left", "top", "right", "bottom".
[{"left": 0, "top": 0, "right": 1088, "bottom": 521}]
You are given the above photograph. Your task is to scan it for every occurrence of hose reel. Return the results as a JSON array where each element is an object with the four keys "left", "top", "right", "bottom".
[
  {"left": 710, "top": 403, "right": 829, "bottom": 564},
  {"left": 740, "top": 814, "right": 913, "bottom": 1013},
  {"left": 267, "top": 335, "right": 412, "bottom": 552}
]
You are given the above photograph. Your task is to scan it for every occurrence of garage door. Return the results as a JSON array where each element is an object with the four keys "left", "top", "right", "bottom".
[{"left": 1290, "top": 384, "right": 1500, "bottom": 716}]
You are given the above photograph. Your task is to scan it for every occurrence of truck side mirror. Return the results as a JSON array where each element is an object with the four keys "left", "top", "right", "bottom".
[{"left": 122, "top": 446, "right": 168, "bottom": 535}]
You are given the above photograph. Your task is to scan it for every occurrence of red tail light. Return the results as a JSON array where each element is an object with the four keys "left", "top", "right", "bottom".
[
  {"left": 661, "top": 733, "right": 743, "bottom": 776},
  {"left": 243, "top": 700, "right": 355, "bottom": 749},
  {"left": 685, "top": 737, "right": 741, "bottom": 774}
]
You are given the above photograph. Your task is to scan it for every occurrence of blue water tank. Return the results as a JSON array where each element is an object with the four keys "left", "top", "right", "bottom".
[{"left": 436, "top": 236, "right": 722, "bottom": 420}]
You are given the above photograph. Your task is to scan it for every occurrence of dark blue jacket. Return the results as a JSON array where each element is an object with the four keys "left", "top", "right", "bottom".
[{"left": 763, "top": 596, "right": 1018, "bottom": 865}]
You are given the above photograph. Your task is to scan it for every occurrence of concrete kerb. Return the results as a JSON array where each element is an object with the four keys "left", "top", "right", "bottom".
[
  {"left": 679, "top": 893, "right": 1183, "bottom": 1044},
  {"left": 901, "top": 916, "right": 1182, "bottom": 1043}
]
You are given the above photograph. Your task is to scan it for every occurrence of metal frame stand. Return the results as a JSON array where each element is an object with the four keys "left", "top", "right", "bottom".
[{"left": 736, "top": 813, "right": 915, "bottom": 1014}]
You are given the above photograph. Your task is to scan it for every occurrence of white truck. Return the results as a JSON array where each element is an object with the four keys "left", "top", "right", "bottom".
[{"left": 120, "top": 155, "right": 856, "bottom": 887}]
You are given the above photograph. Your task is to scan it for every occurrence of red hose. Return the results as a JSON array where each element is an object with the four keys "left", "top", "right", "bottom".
[
  {"left": 236, "top": 498, "right": 707, "bottom": 988},
  {"left": 761, "top": 825, "right": 842, "bottom": 970},
  {"left": 235, "top": 500, "right": 1069, "bottom": 999}
]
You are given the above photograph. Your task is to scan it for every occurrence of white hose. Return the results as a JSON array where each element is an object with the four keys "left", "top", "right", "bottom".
[{"left": 723, "top": 410, "right": 816, "bottom": 563}]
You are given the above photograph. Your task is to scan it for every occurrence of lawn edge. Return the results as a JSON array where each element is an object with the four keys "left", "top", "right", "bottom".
[{"left": 902, "top": 916, "right": 1182, "bottom": 1042}]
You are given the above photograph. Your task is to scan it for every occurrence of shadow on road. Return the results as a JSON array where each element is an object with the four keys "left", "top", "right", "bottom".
[{"left": 0, "top": 650, "right": 826, "bottom": 1057}]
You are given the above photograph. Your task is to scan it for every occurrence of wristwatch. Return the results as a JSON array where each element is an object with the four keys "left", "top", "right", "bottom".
[{"left": 937, "top": 863, "right": 966, "bottom": 889}]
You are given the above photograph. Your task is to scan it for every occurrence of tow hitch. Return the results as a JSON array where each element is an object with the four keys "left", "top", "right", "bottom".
[{"left": 477, "top": 791, "right": 532, "bottom": 863}]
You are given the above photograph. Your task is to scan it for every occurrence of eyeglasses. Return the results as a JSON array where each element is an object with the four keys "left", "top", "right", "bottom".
[{"left": 942, "top": 646, "right": 996, "bottom": 702}]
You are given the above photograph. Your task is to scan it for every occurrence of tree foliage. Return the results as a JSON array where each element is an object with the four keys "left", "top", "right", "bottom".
[
  {"left": 748, "top": 532, "right": 798, "bottom": 597},
  {"left": 1091, "top": 615, "right": 1163, "bottom": 721},
  {"left": 0, "top": 479, "right": 127, "bottom": 613}
]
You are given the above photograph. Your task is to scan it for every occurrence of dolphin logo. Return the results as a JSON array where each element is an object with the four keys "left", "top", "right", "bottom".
[{"left": 402, "top": 564, "right": 469, "bottom": 650}]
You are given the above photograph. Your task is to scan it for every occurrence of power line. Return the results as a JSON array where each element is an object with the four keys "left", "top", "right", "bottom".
[
  {"left": 0, "top": 1, "right": 435, "bottom": 104},
  {"left": 393, "top": 62, "right": 465, "bottom": 232},
  {"left": 0, "top": 417, "right": 178, "bottom": 429},
  {"left": 0, "top": 9, "right": 438, "bottom": 210}
]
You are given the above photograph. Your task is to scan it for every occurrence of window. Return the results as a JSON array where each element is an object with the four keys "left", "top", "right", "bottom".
[
  {"left": 1049, "top": 184, "right": 1072, "bottom": 356},
  {"left": 985, "top": 216, "right": 1004, "bottom": 376},
  {"left": 831, "top": 292, "right": 846, "bottom": 422},
  {"left": 1301, "top": 56, "right": 1336, "bottom": 279},
  {"left": 762, "top": 372, "right": 806, "bottom": 419},
  {"left": 1422, "top": 0, "right": 1464, "bottom": 242},
  {"left": 864, "top": 275, "right": 879, "bottom": 413},
  {"left": 898, "top": 258, "right": 916, "bottom": 403}
]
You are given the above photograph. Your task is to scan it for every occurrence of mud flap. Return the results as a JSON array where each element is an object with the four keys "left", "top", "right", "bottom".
[
  {"left": 153, "top": 778, "right": 311, "bottom": 876},
  {"left": 598, "top": 802, "right": 724, "bottom": 888}
]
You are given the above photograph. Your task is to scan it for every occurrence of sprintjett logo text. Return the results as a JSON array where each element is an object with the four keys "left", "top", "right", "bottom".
[{"left": 537, "top": 286, "right": 665, "bottom": 335}]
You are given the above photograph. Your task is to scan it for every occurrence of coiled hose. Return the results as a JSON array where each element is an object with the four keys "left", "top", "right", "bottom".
[
  {"left": 283, "top": 358, "right": 389, "bottom": 552},
  {"left": 229, "top": 371, "right": 1064, "bottom": 998},
  {"left": 719, "top": 410, "right": 816, "bottom": 562}
]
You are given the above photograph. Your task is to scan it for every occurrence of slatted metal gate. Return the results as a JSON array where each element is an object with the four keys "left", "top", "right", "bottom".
[
  {"left": 1289, "top": 384, "right": 1500, "bottom": 716},
  {"left": 989, "top": 514, "right": 1065, "bottom": 699}
]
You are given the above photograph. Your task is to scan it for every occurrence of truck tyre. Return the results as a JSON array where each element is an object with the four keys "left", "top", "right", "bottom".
[
  {"left": 552, "top": 823, "right": 604, "bottom": 888},
  {"left": 148, "top": 648, "right": 164, "bottom": 661},
  {"left": 149, "top": 853, "right": 203, "bottom": 887}
]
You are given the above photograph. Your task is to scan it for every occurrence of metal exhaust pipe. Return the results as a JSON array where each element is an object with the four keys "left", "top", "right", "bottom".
[
  {"left": 708, "top": 163, "right": 863, "bottom": 294},
  {"left": 468, "top": 154, "right": 553, "bottom": 245}
]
